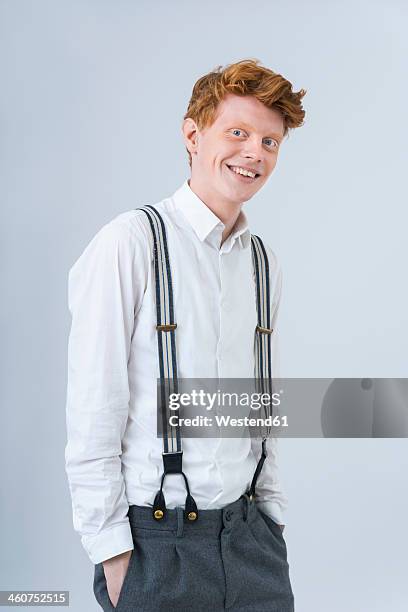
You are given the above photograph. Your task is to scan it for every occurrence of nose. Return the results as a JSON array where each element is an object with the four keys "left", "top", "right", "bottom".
[{"left": 241, "top": 135, "right": 264, "bottom": 162}]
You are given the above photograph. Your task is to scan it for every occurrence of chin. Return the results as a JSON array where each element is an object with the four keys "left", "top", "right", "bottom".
[{"left": 231, "top": 183, "right": 259, "bottom": 199}]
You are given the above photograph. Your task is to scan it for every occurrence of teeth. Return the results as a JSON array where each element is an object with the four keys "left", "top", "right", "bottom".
[{"left": 229, "top": 165, "right": 256, "bottom": 178}]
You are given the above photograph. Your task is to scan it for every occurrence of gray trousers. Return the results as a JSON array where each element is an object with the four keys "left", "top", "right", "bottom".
[{"left": 93, "top": 493, "right": 294, "bottom": 611}]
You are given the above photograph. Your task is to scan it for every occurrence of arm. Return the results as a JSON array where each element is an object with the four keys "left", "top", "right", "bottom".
[
  {"left": 64, "top": 218, "right": 147, "bottom": 564},
  {"left": 251, "top": 250, "right": 288, "bottom": 530}
]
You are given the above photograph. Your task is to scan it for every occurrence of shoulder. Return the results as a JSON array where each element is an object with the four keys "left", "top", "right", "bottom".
[
  {"left": 251, "top": 234, "right": 282, "bottom": 285},
  {"left": 101, "top": 199, "right": 175, "bottom": 249},
  {"left": 251, "top": 236, "right": 283, "bottom": 319},
  {"left": 68, "top": 206, "right": 157, "bottom": 278},
  {"left": 95, "top": 208, "right": 152, "bottom": 246}
]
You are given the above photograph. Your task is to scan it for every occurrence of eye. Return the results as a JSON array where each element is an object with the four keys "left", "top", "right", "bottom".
[
  {"left": 231, "top": 129, "right": 245, "bottom": 137},
  {"left": 263, "top": 138, "right": 279, "bottom": 148}
]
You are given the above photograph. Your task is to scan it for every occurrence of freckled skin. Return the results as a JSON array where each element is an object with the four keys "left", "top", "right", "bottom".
[{"left": 182, "top": 93, "right": 285, "bottom": 229}]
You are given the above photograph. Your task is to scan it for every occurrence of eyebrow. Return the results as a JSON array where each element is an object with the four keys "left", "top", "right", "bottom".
[{"left": 228, "top": 121, "right": 284, "bottom": 143}]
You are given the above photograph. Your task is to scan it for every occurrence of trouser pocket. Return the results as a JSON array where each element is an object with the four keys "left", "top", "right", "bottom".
[
  {"left": 112, "top": 550, "right": 135, "bottom": 610},
  {"left": 93, "top": 562, "right": 114, "bottom": 611}
]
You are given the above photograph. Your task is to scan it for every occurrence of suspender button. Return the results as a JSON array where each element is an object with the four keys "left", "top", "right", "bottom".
[
  {"left": 187, "top": 511, "right": 197, "bottom": 521},
  {"left": 154, "top": 509, "right": 164, "bottom": 520}
]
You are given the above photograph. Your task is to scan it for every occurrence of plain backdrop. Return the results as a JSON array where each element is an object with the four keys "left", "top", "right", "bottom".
[{"left": 1, "top": 1, "right": 407, "bottom": 611}]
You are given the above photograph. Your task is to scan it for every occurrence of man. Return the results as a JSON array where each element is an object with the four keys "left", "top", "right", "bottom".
[{"left": 65, "top": 58, "right": 306, "bottom": 611}]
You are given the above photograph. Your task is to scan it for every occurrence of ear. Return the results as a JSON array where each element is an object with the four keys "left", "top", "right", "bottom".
[{"left": 182, "top": 117, "right": 200, "bottom": 157}]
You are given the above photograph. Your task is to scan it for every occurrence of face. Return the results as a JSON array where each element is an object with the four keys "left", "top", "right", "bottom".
[{"left": 183, "top": 93, "right": 285, "bottom": 208}]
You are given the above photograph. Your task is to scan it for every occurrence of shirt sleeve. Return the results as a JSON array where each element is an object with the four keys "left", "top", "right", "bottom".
[
  {"left": 250, "top": 245, "right": 288, "bottom": 526},
  {"left": 64, "top": 217, "right": 148, "bottom": 564}
]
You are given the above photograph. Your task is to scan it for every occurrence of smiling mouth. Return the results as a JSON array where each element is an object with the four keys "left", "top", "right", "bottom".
[{"left": 226, "top": 164, "right": 261, "bottom": 181}]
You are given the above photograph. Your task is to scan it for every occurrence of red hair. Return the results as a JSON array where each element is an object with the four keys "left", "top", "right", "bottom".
[{"left": 183, "top": 58, "right": 306, "bottom": 166}]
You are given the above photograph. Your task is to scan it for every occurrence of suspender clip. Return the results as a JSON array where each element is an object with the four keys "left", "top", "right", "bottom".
[
  {"left": 256, "top": 325, "right": 273, "bottom": 335},
  {"left": 156, "top": 323, "right": 177, "bottom": 332}
]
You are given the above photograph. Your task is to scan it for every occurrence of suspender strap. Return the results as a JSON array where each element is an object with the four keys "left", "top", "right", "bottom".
[
  {"left": 136, "top": 206, "right": 274, "bottom": 514},
  {"left": 251, "top": 234, "right": 273, "bottom": 381},
  {"left": 247, "top": 235, "right": 275, "bottom": 500},
  {"left": 139, "top": 205, "right": 180, "bottom": 454},
  {"left": 137, "top": 205, "right": 198, "bottom": 522},
  {"left": 247, "top": 439, "right": 268, "bottom": 500}
]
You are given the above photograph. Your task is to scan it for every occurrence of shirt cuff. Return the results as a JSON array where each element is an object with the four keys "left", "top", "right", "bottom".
[
  {"left": 81, "top": 521, "right": 134, "bottom": 564},
  {"left": 255, "top": 500, "right": 285, "bottom": 527}
]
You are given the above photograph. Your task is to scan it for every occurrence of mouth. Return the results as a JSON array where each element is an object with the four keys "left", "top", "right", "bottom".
[{"left": 225, "top": 164, "right": 261, "bottom": 183}]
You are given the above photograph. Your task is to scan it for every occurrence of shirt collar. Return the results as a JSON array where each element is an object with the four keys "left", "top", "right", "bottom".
[{"left": 171, "top": 179, "right": 251, "bottom": 250}]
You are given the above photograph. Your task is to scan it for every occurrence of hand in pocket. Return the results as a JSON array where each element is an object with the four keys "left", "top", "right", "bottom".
[{"left": 103, "top": 549, "right": 133, "bottom": 608}]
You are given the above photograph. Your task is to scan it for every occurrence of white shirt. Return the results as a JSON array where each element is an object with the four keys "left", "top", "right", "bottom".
[{"left": 65, "top": 179, "right": 287, "bottom": 564}]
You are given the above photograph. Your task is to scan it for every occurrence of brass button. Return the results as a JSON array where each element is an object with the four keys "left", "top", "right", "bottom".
[
  {"left": 154, "top": 509, "right": 164, "bottom": 520},
  {"left": 187, "top": 511, "right": 197, "bottom": 521}
]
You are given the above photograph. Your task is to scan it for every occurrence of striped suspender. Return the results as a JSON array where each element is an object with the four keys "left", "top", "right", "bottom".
[
  {"left": 247, "top": 235, "right": 274, "bottom": 500},
  {"left": 251, "top": 235, "right": 273, "bottom": 381},
  {"left": 137, "top": 205, "right": 198, "bottom": 522},
  {"left": 136, "top": 207, "right": 275, "bottom": 518}
]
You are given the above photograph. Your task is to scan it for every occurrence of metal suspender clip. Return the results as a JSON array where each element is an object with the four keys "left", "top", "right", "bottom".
[
  {"left": 156, "top": 323, "right": 177, "bottom": 331},
  {"left": 256, "top": 325, "right": 273, "bottom": 334}
]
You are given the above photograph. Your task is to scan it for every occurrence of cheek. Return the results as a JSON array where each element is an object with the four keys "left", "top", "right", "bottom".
[
  {"left": 267, "top": 155, "right": 279, "bottom": 173},
  {"left": 212, "top": 154, "right": 226, "bottom": 172},
  {"left": 217, "top": 143, "right": 236, "bottom": 163}
]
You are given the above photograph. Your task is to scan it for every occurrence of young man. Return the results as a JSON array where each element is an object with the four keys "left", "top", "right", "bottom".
[{"left": 65, "top": 59, "right": 306, "bottom": 611}]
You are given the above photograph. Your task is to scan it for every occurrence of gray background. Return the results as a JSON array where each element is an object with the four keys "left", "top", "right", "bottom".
[{"left": 1, "top": 1, "right": 407, "bottom": 610}]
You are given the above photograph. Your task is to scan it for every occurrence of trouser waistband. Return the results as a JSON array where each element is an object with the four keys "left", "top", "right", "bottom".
[{"left": 127, "top": 492, "right": 257, "bottom": 538}]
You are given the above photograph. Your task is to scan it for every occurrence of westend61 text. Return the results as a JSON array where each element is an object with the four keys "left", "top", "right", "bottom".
[{"left": 168, "top": 415, "right": 288, "bottom": 427}]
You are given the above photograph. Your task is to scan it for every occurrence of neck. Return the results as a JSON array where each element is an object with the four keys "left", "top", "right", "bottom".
[{"left": 188, "top": 176, "right": 242, "bottom": 245}]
